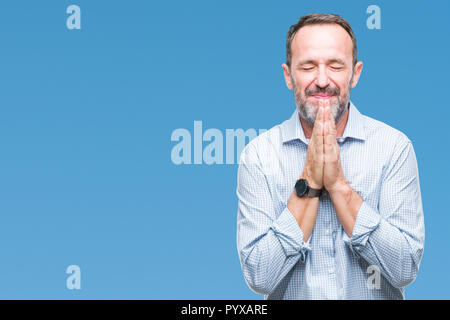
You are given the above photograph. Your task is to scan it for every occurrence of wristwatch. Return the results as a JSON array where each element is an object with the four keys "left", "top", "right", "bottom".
[{"left": 294, "top": 178, "right": 322, "bottom": 198}]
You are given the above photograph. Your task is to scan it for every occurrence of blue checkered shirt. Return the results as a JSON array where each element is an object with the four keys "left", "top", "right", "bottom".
[{"left": 236, "top": 101, "right": 425, "bottom": 299}]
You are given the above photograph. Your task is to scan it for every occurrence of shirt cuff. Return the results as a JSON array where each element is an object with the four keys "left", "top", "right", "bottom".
[
  {"left": 270, "top": 206, "right": 311, "bottom": 262},
  {"left": 343, "top": 201, "right": 381, "bottom": 257}
]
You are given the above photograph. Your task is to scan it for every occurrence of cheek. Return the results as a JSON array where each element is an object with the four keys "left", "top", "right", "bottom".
[
  {"left": 294, "top": 73, "right": 315, "bottom": 92},
  {"left": 332, "top": 74, "right": 352, "bottom": 93}
]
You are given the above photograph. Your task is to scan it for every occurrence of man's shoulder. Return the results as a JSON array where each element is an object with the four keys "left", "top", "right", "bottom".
[
  {"left": 238, "top": 121, "right": 284, "bottom": 164},
  {"left": 362, "top": 113, "right": 412, "bottom": 148}
]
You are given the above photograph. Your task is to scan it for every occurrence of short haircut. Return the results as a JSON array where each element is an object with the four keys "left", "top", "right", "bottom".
[{"left": 286, "top": 13, "right": 357, "bottom": 68}]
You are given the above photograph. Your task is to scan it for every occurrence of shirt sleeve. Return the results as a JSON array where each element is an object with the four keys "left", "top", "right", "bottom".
[
  {"left": 343, "top": 138, "right": 425, "bottom": 288},
  {"left": 236, "top": 144, "right": 311, "bottom": 296}
]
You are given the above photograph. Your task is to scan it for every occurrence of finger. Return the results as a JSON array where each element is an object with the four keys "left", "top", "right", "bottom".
[
  {"left": 327, "top": 103, "right": 337, "bottom": 132},
  {"left": 319, "top": 98, "right": 327, "bottom": 122},
  {"left": 323, "top": 107, "right": 336, "bottom": 138},
  {"left": 324, "top": 129, "right": 336, "bottom": 155},
  {"left": 323, "top": 105, "right": 335, "bottom": 149},
  {"left": 305, "top": 107, "right": 323, "bottom": 170},
  {"left": 311, "top": 107, "right": 324, "bottom": 148},
  {"left": 324, "top": 122, "right": 340, "bottom": 161},
  {"left": 322, "top": 105, "right": 329, "bottom": 136}
]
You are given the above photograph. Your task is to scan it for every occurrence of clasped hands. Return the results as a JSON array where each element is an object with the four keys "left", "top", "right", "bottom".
[
  {"left": 292, "top": 100, "right": 361, "bottom": 238},
  {"left": 301, "top": 99, "right": 348, "bottom": 195}
]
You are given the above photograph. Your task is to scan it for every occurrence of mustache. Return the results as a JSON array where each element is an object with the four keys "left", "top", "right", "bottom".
[{"left": 305, "top": 86, "right": 340, "bottom": 96}]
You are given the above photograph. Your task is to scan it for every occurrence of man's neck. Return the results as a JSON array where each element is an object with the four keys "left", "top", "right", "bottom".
[{"left": 299, "top": 106, "right": 349, "bottom": 139}]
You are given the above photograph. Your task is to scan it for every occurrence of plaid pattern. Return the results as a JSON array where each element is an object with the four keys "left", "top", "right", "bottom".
[{"left": 236, "top": 101, "right": 425, "bottom": 299}]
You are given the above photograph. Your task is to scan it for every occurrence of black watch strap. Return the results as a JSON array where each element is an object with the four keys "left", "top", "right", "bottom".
[
  {"left": 306, "top": 186, "right": 322, "bottom": 197},
  {"left": 295, "top": 178, "right": 323, "bottom": 198}
]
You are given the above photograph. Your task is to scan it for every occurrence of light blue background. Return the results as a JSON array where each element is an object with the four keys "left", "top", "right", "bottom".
[{"left": 0, "top": 0, "right": 448, "bottom": 299}]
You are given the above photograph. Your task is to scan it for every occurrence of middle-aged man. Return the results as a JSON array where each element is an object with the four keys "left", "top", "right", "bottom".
[{"left": 236, "top": 13, "right": 425, "bottom": 299}]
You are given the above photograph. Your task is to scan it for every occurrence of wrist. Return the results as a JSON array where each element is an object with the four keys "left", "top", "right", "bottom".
[
  {"left": 327, "top": 179, "right": 352, "bottom": 200},
  {"left": 299, "top": 174, "right": 322, "bottom": 190},
  {"left": 295, "top": 177, "right": 323, "bottom": 199},
  {"left": 288, "top": 190, "right": 319, "bottom": 219}
]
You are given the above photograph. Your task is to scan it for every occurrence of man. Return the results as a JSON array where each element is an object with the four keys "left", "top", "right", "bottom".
[{"left": 236, "top": 13, "right": 424, "bottom": 299}]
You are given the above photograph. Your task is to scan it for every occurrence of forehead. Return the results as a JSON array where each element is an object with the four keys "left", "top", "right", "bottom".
[{"left": 291, "top": 24, "right": 353, "bottom": 63}]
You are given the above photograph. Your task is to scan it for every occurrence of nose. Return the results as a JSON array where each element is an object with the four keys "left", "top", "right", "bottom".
[{"left": 314, "top": 65, "right": 330, "bottom": 88}]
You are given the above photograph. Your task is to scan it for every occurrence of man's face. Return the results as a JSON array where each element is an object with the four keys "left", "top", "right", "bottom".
[{"left": 282, "top": 24, "right": 362, "bottom": 127}]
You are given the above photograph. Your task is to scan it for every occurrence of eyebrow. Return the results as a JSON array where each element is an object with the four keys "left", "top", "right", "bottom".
[
  {"left": 297, "top": 58, "right": 346, "bottom": 66},
  {"left": 328, "top": 59, "right": 346, "bottom": 65}
]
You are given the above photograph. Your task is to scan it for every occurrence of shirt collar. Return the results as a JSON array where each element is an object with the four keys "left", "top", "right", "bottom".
[{"left": 281, "top": 100, "right": 367, "bottom": 144}]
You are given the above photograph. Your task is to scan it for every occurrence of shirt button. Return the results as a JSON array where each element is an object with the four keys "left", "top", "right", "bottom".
[
  {"left": 337, "top": 138, "right": 344, "bottom": 143},
  {"left": 325, "top": 229, "right": 330, "bottom": 235},
  {"left": 328, "top": 268, "right": 335, "bottom": 274}
]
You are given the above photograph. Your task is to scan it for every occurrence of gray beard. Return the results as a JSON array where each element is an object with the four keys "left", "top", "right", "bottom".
[
  {"left": 292, "top": 76, "right": 352, "bottom": 128},
  {"left": 296, "top": 95, "right": 349, "bottom": 128}
]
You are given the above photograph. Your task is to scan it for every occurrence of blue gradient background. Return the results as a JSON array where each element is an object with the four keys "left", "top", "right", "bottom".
[{"left": 0, "top": 0, "right": 448, "bottom": 299}]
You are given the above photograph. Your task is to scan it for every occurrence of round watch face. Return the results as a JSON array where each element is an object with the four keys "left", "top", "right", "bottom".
[{"left": 295, "top": 179, "right": 308, "bottom": 197}]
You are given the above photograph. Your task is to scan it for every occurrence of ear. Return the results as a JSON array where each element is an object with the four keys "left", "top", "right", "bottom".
[
  {"left": 282, "top": 63, "right": 294, "bottom": 90},
  {"left": 350, "top": 61, "right": 363, "bottom": 88}
]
